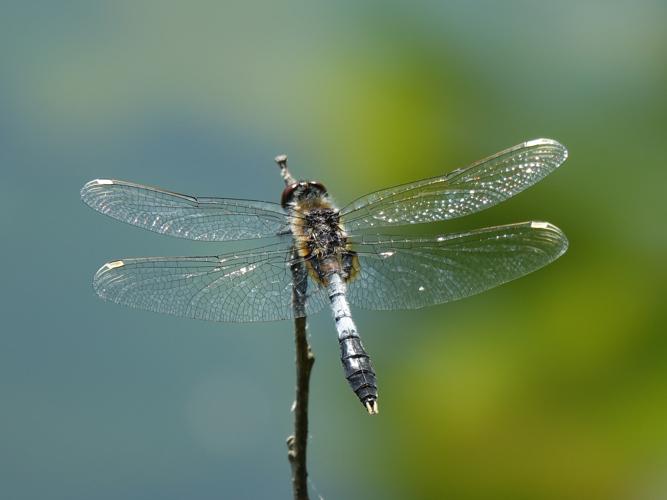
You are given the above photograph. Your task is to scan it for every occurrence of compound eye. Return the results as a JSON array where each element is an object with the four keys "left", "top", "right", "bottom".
[
  {"left": 308, "top": 181, "right": 328, "bottom": 194},
  {"left": 281, "top": 182, "right": 300, "bottom": 207}
]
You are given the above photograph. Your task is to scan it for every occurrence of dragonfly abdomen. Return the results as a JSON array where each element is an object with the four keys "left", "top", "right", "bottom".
[{"left": 328, "top": 273, "right": 378, "bottom": 415}]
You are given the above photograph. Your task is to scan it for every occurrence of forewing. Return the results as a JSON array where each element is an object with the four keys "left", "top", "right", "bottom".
[
  {"left": 341, "top": 139, "right": 567, "bottom": 231},
  {"left": 81, "top": 179, "right": 289, "bottom": 241},
  {"left": 92, "top": 245, "right": 328, "bottom": 322},
  {"left": 346, "top": 222, "right": 568, "bottom": 310}
]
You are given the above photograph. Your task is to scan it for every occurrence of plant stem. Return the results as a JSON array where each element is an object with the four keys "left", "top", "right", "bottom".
[
  {"left": 287, "top": 315, "right": 314, "bottom": 500},
  {"left": 287, "top": 246, "right": 314, "bottom": 500}
]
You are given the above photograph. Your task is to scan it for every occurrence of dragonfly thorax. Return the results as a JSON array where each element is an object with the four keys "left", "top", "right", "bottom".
[
  {"left": 287, "top": 191, "right": 358, "bottom": 284},
  {"left": 304, "top": 208, "right": 345, "bottom": 257}
]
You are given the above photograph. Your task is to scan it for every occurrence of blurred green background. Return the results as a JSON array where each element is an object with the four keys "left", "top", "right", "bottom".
[{"left": 1, "top": 1, "right": 665, "bottom": 499}]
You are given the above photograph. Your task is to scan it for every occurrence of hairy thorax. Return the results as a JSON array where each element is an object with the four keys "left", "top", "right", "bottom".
[{"left": 288, "top": 196, "right": 359, "bottom": 285}]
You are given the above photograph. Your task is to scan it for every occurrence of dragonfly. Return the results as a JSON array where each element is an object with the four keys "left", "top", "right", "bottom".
[{"left": 81, "top": 138, "right": 568, "bottom": 415}]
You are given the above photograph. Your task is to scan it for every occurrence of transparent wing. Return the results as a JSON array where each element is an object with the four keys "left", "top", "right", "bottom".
[
  {"left": 346, "top": 222, "right": 568, "bottom": 310},
  {"left": 81, "top": 179, "right": 290, "bottom": 241},
  {"left": 92, "top": 244, "right": 328, "bottom": 322},
  {"left": 341, "top": 139, "right": 567, "bottom": 231}
]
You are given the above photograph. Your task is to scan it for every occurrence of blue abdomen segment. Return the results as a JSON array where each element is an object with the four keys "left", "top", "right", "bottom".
[{"left": 328, "top": 273, "right": 378, "bottom": 414}]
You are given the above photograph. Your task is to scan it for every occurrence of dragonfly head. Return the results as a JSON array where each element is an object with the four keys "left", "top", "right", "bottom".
[{"left": 281, "top": 180, "right": 328, "bottom": 208}]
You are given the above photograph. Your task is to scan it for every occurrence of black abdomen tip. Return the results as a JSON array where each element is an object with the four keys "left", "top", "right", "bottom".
[{"left": 340, "top": 335, "right": 379, "bottom": 414}]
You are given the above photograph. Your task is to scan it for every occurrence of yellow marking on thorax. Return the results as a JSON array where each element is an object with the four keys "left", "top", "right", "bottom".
[
  {"left": 288, "top": 197, "right": 356, "bottom": 286},
  {"left": 289, "top": 197, "right": 336, "bottom": 257}
]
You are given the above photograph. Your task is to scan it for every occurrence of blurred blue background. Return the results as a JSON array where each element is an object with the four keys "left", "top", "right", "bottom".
[{"left": 1, "top": 1, "right": 665, "bottom": 499}]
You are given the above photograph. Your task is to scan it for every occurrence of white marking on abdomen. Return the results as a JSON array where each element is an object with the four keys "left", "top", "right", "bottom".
[
  {"left": 327, "top": 273, "right": 357, "bottom": 340},
  {"left": 327, "top": 272, "right": 379, "bottom": 414}
]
